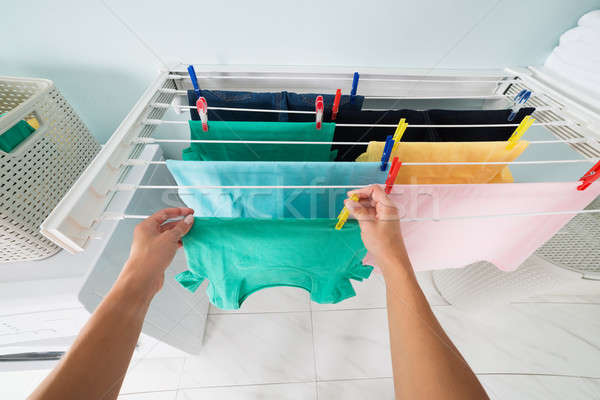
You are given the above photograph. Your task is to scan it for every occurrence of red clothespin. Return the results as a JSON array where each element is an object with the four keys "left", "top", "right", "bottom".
[
  {"left": 577, "top": 160, "right": 600, "bottom": 191},
  {"left": 315, "top": 95, "right": 324, "bottom": 130},
  {"left": 196, "top": 97, "right": 208, "bottom": 132},
  {"left": 385, "top": 157, "right": 402, "bottom": 194},
  {"left": 332, "top": 89, "right": 341, "bottom": 121}
]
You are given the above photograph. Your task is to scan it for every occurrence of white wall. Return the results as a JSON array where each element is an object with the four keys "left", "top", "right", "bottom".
[{"left": 2, "top": 0, "right": 599, "bottom": 143}]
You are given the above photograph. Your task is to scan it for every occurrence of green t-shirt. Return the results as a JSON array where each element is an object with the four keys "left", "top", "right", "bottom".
[
  {"left": 182, "top": 120, "right": 337, "bottom": 161},
  {"left": 177, "top": 217, "right": 373, "bottom": 310}
]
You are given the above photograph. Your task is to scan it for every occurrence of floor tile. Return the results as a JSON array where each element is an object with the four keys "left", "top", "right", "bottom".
[
  {"left": 318, "top": 378, "right": 395, "bottom": 400},
  {"left": 209, "top": 287, "right": 310, "bottom": 314},
  {"left": 0, "top": 307, "right": 89, "bottom": 347},
  {"left": 312, "top": 309, "right": 392, "bottom": 380},
  {"left": 0, "top": 278, "right": 82, "bottom": 316},
  {"left": 0, "top": 367, "right": 53, "bottom": 399},
  {"left": 479, "top": 375, "right": 600, "bottom": 400},
  {"left": 178, "top": 382, "right": 316, "bottom": 399},
  {"left": 120, "top": 357, "right": 185, "bottom": 394},
  {"left": 118, "top": 391, "right": 177, "bottom": 400},
  {"left": 415, "top": 271, "right": 449, "bottom": 306},
  {"left": 311, "top": 274, "right": 387, "bottom": 311},
  {"left": 179, "top": 312, "right": 314, "bottom": 387},
  {"left": 133, "top": 333, "right": 196, "bottom": 360},
  {"left": 433, "top": 303, "right": 600, "bottom": 377}
]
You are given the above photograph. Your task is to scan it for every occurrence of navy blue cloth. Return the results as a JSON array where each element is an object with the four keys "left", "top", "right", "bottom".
[
  {"left": 187, "top": 90, "right": 364, "bottom": 122},
  {"left": 332, "top": 107, "right": 536, "bottom": 161},
  {"left": 187, "top": 90, "right": 288, "bottom": 122},
  {"left": 285, "top": 92, "right": 364, "bottom": 122}
]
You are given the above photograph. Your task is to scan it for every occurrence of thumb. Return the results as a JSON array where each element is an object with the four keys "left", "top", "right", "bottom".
[{"left": 165, "top": 214, "right": 195, "bottom": 242}]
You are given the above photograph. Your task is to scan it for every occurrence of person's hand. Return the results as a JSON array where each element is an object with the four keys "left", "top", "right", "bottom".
[
  {"left": 345, "top": 185, "right": 410, "bottom": 274},
  {"left": 118, "top": 207, "right": 195, "bottom": 297}
]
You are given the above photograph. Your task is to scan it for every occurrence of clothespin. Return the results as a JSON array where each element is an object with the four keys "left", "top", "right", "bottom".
[
  {"left": 392, "top": 118, "right": 407, "bottom": 152},
  {"left": 335, "top": 194, "right": 359, "bottom": 230},
  {"left": 507, "top": 89, "right": 532, "bottom": 121},
  {"left": 187, "top": 65, "right": 201, "bottom": 97},
  {"left": 506, "top": 116, "right": 535, "bottom": 150},
  {"left": 385, "top": 157, "right": 402, "bottom": 194},
  {"left": 577, "top": 160, "right": 600, "bottom": 191},
  {"left": 380, "top": 135, "right": 395, "bottom": 171},
  {"left": 196, "top": 97, "right": 208, "bottom": 132},
  {"left": 332, "top": 89, "right": 342, "bottom": 121},
  {"left": 350, "top": 72, "right": 360, "bottom": 103},
  {"left": 315, "top": 95, "right": 324, "bottom": 130}
]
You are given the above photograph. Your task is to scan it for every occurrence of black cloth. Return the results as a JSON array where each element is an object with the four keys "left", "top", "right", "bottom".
[
  {"left": 332, "top": 107, "right": 536, "bottom": 161},
  {"left": 332, "top": 110, "right": 436, "bottom": 161}
]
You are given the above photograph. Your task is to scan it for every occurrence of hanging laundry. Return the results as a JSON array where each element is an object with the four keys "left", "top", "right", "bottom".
[
  {"left": 187, "top": 90, "right": 364, "bottom": 122},
  {"left": 362, "top": 182, "right": 600, "bottom": 272},
  {"left": 182, "top": 120, "right": 337, "bottom": 161},
  {"left": 187, "top": 90, "right": 287, "bottom": 121},
  {"left": 284, "top": 91, "right": 365, "bottom": 121},
  {"left": 332, "top": 108, "right": 536, "bottom": 161},
  {"left": 166, "top": 160, "right": 388, "bottom": 218},
  {"left": 177, "top": 218, "right": 373, "bottom": 310},
  {"left": 355, "top": 141, "right": 530, "bottom": 184}
]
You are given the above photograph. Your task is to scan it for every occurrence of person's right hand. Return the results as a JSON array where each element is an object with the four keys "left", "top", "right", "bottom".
[{"left": 345, "top": 185, "right": 410, "bottom": 273}]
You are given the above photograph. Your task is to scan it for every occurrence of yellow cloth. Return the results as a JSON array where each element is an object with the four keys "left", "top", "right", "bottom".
[{"left": 355, "top": 141, "right": 529, "bottom": 184}]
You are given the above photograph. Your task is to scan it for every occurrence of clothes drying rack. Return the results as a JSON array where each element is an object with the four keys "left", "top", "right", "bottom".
[{"left": 40, "top": 65, "right": 600, "bottom": 254}]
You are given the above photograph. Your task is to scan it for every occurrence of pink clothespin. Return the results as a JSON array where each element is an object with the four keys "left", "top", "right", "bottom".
[
  {"left": 196, "top": 97, "right": 208, "bottom": 132},
  {"left": 332, "top": 89, "right": 341, "bottom": 121},
  {"left": 385, "top": 157, "right": 402, "bottom": 194},
  {"left": 315, "top": 95, "right": 324, "bottom": 130},
  {"left": 577, "top": 160, "right": 600, "bottom": 191}
]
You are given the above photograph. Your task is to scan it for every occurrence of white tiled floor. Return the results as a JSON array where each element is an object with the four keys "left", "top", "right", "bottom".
[{"left": 4, "top": 272, "right": 600, "bottom": 400}]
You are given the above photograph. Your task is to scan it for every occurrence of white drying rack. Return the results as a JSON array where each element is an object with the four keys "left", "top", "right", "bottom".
[{"left": 40, "top": 65, "right": 600, "bottom": 253}]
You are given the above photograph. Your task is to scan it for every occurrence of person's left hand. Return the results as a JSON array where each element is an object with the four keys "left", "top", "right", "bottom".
[{"left": 119, "top": 207, "right": 195, "bottom": 296}]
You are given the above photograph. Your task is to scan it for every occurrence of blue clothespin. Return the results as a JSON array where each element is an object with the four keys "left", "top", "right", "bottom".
[
  {"left": 187, "top": 65, "right": 201, "bottom": 97},
  {"left": 380, "top": 135, "right": 394, "bottom": 171},
  {"left": 350, "top": 72, "right": 360, "bottom": 103},
  {"left": 507, "top": 89, "right": 531, "bottom": 121}
]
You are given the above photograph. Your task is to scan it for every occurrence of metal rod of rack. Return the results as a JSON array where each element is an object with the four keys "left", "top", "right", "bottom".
[
  {"left": 132, "top": 138, "right": 594, "bottom": 146},
  {"left": 142, "top": 118, "right": 572, "bottom": 128},
  {"left": 102, "top": 208, "right": 600, "bottom": 221},
  {"left": 156, "top": 88, "right": 515, "bottom": 100},
  {"left": 122, "top": 159, "right": 599, "bottom": 168},
  {"left": 167, "top": 74, "right": 520, "bottom": 84}
]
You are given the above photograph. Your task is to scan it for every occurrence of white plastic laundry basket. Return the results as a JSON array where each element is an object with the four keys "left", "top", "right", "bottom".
[{"left": 0, "top": 76, "right": 100, "bottom": 262}]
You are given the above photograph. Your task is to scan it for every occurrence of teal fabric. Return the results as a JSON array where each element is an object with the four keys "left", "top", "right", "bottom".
[
  {"left": 177, "top": 218, "right": 373, "bottom": 309},
  {"left": 166, "top": 160, "right": 388, "bottom": 218},
  {"left": 0, "top": 115, "right": 35, "bottom": 153},
  {"left": 183, "top": 120, "right": 337, "bottom": 161}
]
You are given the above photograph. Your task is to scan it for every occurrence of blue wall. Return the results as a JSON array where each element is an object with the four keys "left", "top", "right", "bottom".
[{"left": 2, "top": 0, "right": 599, "bottom": 143}]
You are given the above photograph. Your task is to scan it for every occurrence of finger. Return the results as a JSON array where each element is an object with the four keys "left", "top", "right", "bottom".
[
  {"left": 164, "top": 214, "right": 195, "bottom": 242},
  {"left": 145, "top": 207, "right": 194, "bottom": 228},
  {"left": 347, "top": 185, "right": 375, "bottom": 200},
  {"left": 357, "top": 199, "right": 373, "bottom": 208},
  {"left": 376, "top": 201, "right": 400, "bottom": 221},
  {"left": 345, "top": 199, "right": 376, "bottom": 220},
  {"left": 159, "top": 221, "right": 179, "bottom": 233}
]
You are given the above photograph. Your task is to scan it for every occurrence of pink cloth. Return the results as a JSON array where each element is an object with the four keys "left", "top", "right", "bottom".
[{"left": 363, "top": 182, "right": 600, "bottom": 271}]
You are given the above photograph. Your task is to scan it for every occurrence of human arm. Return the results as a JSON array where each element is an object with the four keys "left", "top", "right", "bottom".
[
  {"left": 29, "top": 207, "right": 195, "bottom": 400},
  {"left": 345, "top": 185, "right": 489, "bottom": 400}
]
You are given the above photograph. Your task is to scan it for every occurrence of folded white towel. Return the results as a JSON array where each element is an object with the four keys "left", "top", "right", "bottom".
[{"left": 578, "top": 9, "right": 600, "bottom": 28}]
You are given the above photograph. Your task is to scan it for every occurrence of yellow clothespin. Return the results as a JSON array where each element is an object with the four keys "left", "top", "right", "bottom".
[
  {"left": 392, "top": 118, "right": 407, "bottom": 152},
  {"left": 506, "top": 116, "right": 535, "bottom": 150},
  {"left": 335, "top": 194, "right": 359, "bottom": 230}
]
